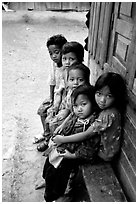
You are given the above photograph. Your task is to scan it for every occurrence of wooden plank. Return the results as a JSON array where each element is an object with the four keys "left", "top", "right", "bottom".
[
  {"left": 9, "top": 2, "right": 33, "bottom": 10},
  {"left": 34, "top": 2, "right": 47, "bottom": 11},
  {"left": 82, "top": 162, "right": 127, "bottom": 202},
  {"left": 126, "top": 104, "right": 136, "bottom": 125},
  {"left": 124, "top": 114, "right": 136, "bottom": 146},
  {"left": 115, "top": 35, "right": 130, "bottom": 61},
  {"left": 108, "top": 2, "right": 120, "bottom": 66},
  {"left": 62, "top": 2, "right": 90, "bottom": 11},
  {"left": 99, "top": 3, "right": 113, "bottom": 68},
  {"left": 92, "top": 2, "right": 101, "bottom": 59},
  {"left": 88, "top": 3, "right": 94, "bottom": 56},
  {"left": 125, "top": 24, "right": 136, "bottom": 89},
  {"left": 122, "top": 130, "right": 136, "bottom": 171},
  {"left": 62, "top": 2, "right": 76, "bottom": 10},
  {"left": 132, "top": 78, "right": 136, "bottom": 94},
  {"left": 118, "top": 149, "right": 136, "bottom": 189},
  {"left": 90, "top": 3, "right": 97, "bottom": 56},
  {"left": 126, "top": 89, "right": 136, "bottom": 117},
  {"left": 112, "top": 56, "right": 126, "bottom": 76},
  {"left": 114, "top": 161, "right": 136, "bottom": 201},
  {"left": 120, "top": 2, "right": 132, "bottom": 17},
  {"left": 46, "top": 2, "right": 62, "bottom": 10},
  {"left": 116, "top": 19, "right": 133, "bottom": 39},
  {"left": 95, "top": 3, "right": 106, "bottom": 63}
]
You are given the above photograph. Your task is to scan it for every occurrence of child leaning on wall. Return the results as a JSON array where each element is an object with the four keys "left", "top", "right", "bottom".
[{"left": 33, "top": 34, "right": 67, "bottom": 144}]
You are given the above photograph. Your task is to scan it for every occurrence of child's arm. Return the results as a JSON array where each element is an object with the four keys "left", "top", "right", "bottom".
[
  {"left": 53, "top": 111, "right": 115, "bottom": 145},
  {"left": 50, "top": 85, "right": 55, "bottom": 102},
  {"left": 54, "top": 113, "right": 72, "bottom": 134},
  {"left": 53, "top": 125, "right": 94, "bottom": 145}
]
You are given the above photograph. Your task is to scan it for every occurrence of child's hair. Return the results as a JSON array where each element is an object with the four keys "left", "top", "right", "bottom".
[
  {"left": 62, "top": 41, "right": 84, "bottom": 63},
  {"left": 71, "top": 84, "right": 99, "bottom": 113},
  {"left": 94, "top": 72, "right": 127, "bottom": 115},
  {"left": 67, "top": 63, "right": 90, "bottom": 85},
  {"left": 46, "top": 34, "right": 67, "bottom": 49}
]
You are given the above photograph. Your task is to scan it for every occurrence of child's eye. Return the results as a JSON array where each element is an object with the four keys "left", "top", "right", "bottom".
[
  {"left": 106, "top": 94, "right": 113, "bottom": 99},
  {"left": 69, "top": 78, "right": 74, "bottom": 81},
  {"left": 79, "top": 78, "right": 84, "bottom": 82},
  {"left": 96, "top": 91, "right": 101, "bottom": 96},
  {"left": 69, "top": 57, "right": 75, "bottom": 61},
  {"left": 54, "top": 50, "right": 60, "bottom": 54},
  {"left": 81, "top": 103, "right": 86, "bottom": 106},
  {"left": 62, "top": 57, "right": 66, "bottom": 61}
]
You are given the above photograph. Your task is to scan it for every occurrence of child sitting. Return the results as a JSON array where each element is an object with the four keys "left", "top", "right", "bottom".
[
  {"left": 42, "top": 85, "right": 100, "bottom": 202},
  {"left": 33, "top": 34, "right": 67, "bottom": 144}
]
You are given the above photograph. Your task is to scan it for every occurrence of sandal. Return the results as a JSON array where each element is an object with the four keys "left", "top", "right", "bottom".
[{"left": 37, "top": 141, "right": 48, "bottom": 152}]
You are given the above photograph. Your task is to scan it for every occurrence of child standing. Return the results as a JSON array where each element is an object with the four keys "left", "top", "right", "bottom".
[
  {"left": 42, "top": 85, "right": 100, "bottom": 202},
  {"left": 34, "top": 34, "right": 67, "bottom": 143},
  {"left": 37, "top": 42, "right": 85, "bottom": 151},
  {"left": 53, "top": 72, "right": 127, "bottom": 162}
]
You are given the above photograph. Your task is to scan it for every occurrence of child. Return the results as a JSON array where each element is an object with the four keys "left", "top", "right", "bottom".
[
  {"left": 53, "top": 72, "right": 127, "bottom": 162},
  {"left": 42, "top": 85, "right": 100, "bottom": 202},
  {"left": 33, "top": 34, "right": 67, "bottom": 144},
  {"left": 37, "top": 42, "right": 85, "bottom": 151},
  {"left": 35, "top": 63, "right": 91, "bottom": 189}
]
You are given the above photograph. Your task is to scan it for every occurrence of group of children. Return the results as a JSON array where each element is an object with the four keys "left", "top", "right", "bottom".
[{"left": 34, "top": 34, "right": 127, "bottom": 202}]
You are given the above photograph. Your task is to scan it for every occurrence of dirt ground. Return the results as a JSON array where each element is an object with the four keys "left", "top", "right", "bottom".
[{"left": 2, "top": 10, "right": 88, "bottom": 202}]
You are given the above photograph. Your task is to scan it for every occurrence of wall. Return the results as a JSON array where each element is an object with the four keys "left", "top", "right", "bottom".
[
  {"left": 9, "top": 2, "right": 90, "bottom": 11},
  {"left": 86, "top": 2, "right": 136, "bottom": 201}
]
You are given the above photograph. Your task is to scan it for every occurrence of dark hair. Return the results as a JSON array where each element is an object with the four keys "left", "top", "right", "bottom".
[
  {"left": 67, "top": 63, "right": 90, "bottom": 85},
  {"left": 71, "top": 84, "right": 99, "bottom": 112},
  {"left": 62, "top": 41, "right": 84, "bottom": 63},
  {"left": 46, "top": 34, "right": 67, "bottom": 49},
  {"left": 95, "top": 72, "right": 127, "bottom": 115}
]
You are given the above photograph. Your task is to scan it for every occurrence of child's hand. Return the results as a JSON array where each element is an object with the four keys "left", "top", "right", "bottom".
[
  {"left": 59, "top": 149, "right": 76, "bottom": 159},
  {"left": 52, "top": 135, "right": 64, "bottom": 145}
]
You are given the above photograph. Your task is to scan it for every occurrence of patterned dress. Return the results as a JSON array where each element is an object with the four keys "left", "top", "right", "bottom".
[{"left": 90, "top": 107, "right": 122, "bottom": 161}]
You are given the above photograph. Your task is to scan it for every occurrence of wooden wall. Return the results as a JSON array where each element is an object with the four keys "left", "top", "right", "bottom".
[
  {"left": 9, "top": 2, "right": 90, "bottom": 11},
  {"left": 86, "top": 2, "right": 136, "bottom": 202}
]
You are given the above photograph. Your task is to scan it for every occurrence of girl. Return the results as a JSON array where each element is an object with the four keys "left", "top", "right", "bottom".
[
  {"left": 37, "top": 42, "right": 85, "bottom": 151},
  {"left": 42, "top": 85, "right": 100, "bottom": 202},
  {"left": 34, "top": 34, "right": 67, "bottom": 143},
  {"left": 53, "top": 72, "right": 127, "bottom": 162}
]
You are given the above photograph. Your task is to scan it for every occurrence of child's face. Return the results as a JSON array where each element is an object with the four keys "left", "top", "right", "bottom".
[
  {"left": 48, "top": 45, "right": 61, "bottom": 64},
  {"left": 68, "top": 69, "right": 86, "bottom": 89},
  {"left": 73, "top": 94, "right": 92, "bottom": 119},
  {"left": 62, "top": 52, "right": 78, "bottom": 69},
  {"left": 95, "top": 85, "right": 115, "bottom": 110}
]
